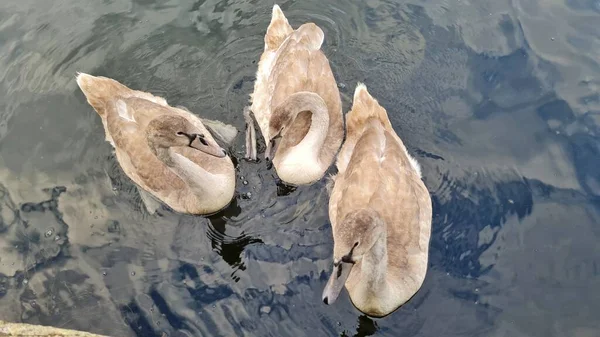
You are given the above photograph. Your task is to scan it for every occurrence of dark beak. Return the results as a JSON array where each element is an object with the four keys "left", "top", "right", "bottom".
[
  {"left": 322, "top": 257, "right": 354, "bottom": 305},
  {"left": 187, "top": 133, "right": 227, "bottom": 158},
  {"left": 265, "top": 134, "right": 281, "bottom": 162}
]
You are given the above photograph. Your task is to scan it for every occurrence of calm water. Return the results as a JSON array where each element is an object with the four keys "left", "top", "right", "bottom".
[{"left": 0, "top": 0, "right": 599, "bottom": 336}]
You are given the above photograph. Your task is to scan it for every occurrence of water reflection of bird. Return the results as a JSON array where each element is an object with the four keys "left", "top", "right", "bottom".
[
  {"left": 206, "top": 202, "right": 263, "bottom": 281},
  {"left": 76, "top": 74, "right": 237, "bottom": 215},
  {"left": 340, "top": 315, "right": 378, "bottom": 337},
  {"left": 322, "top": 84, "right": 432, "bottom": 317},
  {"left": 243, "top": 4, "right": 344, "bottom": 186}
]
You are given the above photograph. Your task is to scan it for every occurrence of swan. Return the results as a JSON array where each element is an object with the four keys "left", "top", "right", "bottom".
[
  {"left": 76, "top": 73, "right": 237, "bottom": 215},
  {"left": 322, "top": 83, "right": 432, "bottom": 317},
  {"left": 244, "top": 4, "right": 344, "bottom": 185}
]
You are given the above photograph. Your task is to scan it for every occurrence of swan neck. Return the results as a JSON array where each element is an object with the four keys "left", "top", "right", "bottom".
[
  {"left": 283, "top": 93, "right": 329, "bottom": 162},
  {"left": 151, "top": 145, "right": 215, "bottom": 197}
]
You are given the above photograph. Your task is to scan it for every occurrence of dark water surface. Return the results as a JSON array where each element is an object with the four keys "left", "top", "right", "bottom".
[{"left": 1, "top": 0, "right": 599, "bottom": 336}]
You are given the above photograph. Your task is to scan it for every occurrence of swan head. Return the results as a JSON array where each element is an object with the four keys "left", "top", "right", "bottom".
[
  {"left": 322, "top": 209, "right": 385, "bottom": 305},
  {"left": 146, "top": 115, "right": 227, "bottom": 158},
  {"left": 265, "top": 110, "right": 293, "bottom": 161}
]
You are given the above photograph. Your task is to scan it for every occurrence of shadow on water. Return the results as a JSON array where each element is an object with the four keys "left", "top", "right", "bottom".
[
  {"left": 276, "top": 181, "right": 298, "bottom": 197},
  {"left": 120, "top": 300, "right": 160, "bottom": 337},
  {"left": 340, "top": 315, "right": 378, "bottom": 337},
  {"left": 430, "top": 172, "right": 534, "bottom": 277},
  {"left": 206, "top": 200, "right": 264, "bottom": 281},
  {"left": 0, "top": 184, "right": 69, "bottom": 278}
]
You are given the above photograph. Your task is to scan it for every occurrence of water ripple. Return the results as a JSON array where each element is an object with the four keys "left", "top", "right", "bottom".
[{"left": 0, "top": 0, "right": 600, "bottom": 336}]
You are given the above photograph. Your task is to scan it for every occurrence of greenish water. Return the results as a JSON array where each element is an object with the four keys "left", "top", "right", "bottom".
[{"left": 0, "top": 0, "right": 599, "bottom": 336}]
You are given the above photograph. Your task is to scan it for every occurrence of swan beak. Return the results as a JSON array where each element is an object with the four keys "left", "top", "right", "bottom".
[
  {"left": 189, "top": 134, "right": 227, "bottom": 158},
  {"left": 322, "top": 260, "right": 354, "bottom": 305},
  {"left": 265, "top": 135, "right": 281, "bottom": 162}
]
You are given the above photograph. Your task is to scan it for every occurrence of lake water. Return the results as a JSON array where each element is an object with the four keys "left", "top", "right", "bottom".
[{"left": 0, "top": 0, "right": 599, "bottom": 336}]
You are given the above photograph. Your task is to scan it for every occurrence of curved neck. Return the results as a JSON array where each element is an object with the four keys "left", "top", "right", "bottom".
[
  {"left": 152, "top": 145, "right": 222, "bottom": 199},
  {"left": 299, "top": 105, "right": 329, "bottom": 162},
  {"left": 278, "top": 92, "right": 329, "bottom": 163}
]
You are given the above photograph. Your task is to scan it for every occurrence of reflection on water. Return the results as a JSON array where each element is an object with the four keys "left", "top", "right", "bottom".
[{"left": 0, "top": 0, "right": 599, "bottom": 336}]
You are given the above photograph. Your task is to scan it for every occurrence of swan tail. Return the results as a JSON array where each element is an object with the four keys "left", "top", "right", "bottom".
[
  {"left": 265, "top": 4, "right": 293, "bottom": 50},
  {"left": 76, "top": 73, "right": 127, "bottom": 117},
  {"left": 347, "top": 82, "right": 422, "bottom": 177},
  {"left": 346, "top": 83, "right": 393, "bottom": 138},
  {"left": 75, "top": 73, "right": 168, "bottom": 117}
]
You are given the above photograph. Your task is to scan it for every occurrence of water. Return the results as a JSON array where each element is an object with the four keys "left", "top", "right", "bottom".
[{"left": 0, "top": 0, "right": 599, "bottom": 336}]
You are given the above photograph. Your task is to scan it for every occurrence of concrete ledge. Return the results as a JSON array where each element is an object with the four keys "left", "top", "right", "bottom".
[{"left": 0, "top": 321, "right": 111, "bottom": 337}]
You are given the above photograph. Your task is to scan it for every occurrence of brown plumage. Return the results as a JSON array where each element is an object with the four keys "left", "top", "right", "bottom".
[
  {"left": 244, "top": 4, "right": 344, "bottom": 185},
  {"left": 76, "top": 73, "right": 236, "bottom": 215},
  {"left": 322, "top": 83, "right": 432, "bottom": 317}
]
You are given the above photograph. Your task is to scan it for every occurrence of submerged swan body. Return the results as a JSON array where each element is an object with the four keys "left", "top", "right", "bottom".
[
  {"left": 244, "top": 4, "right": 344, "bottom": 185},
  {"left": 76, "top": 73, "right": 236, "bottom": 215},
  {"left": 322, "top": 84, "right": 432, "bottom": 317}
]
